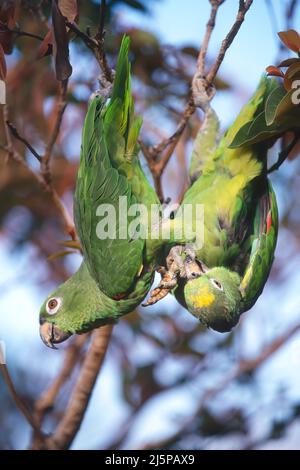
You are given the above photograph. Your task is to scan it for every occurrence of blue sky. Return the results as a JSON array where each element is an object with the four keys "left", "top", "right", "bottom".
[
  {"left": 118, "top": 0, "right": 297, "bottom": 125},
  {"left": 2, "top": 0, "right": 300, "bottom": 450},
  {"left": 120, "top": 0, "right": 282, "bottom": 84}
]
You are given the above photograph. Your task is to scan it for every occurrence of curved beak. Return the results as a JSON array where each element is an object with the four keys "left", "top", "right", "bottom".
[{"left": 39, "top": 321, "right": 71, "bottom": 349}]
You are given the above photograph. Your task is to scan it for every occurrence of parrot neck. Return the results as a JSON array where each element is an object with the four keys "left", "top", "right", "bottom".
[
  {"left": 61, "top": 261, "right": 151, "bottom": 334},
  {"left": 63, "top": 262, "right": 114, "bottom": 331}
]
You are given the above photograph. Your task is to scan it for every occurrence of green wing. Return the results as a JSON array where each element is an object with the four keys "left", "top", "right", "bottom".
[
  {"left": 74, "top": 37, "right": 158, "bottom": 299},
  {"left": 178, "top": 77, "right": 276, "bottom": 266},
  {"left": 239, "top": 180, "right": 278, "bottom": 311}
]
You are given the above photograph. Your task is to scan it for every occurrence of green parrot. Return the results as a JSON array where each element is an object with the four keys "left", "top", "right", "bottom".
[
  {"left": 167, "top": 77, "right": 281, "bottom": 333},
  {"left": 39, "top": 37, "right": 161, "bottom": 348},
  {"left": 39, "top": 36, "right": 298, "bottom": 346}
]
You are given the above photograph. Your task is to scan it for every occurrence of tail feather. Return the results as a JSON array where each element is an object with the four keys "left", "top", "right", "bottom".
[{"left": 103, "top": 36, "right": 140, "bottom": 164}]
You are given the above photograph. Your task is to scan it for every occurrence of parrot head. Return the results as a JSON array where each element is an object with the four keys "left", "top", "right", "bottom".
[
  {"left": 39, "top": 263, "right": 108, "bottom": 348},
  {"left": 39, "top": 286, "right": 79, "bottom": 348},
  {"left": 39, "top": 286, "right": 73, "bottom": 349},
  {"left": 39, "top": 282, "right": 87, "bottom": 348},
  {"left": 181, "top": 267, "right": 242, "bottom": 332}
]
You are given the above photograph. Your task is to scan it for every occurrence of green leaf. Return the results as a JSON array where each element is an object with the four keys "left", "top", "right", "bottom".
[
  {"left": 269, "top": 89, "right": 300, "bottom": 126},
  {"left": 265, "top": 85, "right": 286, "bottom": 125},
  {"left": 229, "top": 112, "right": 281, "bottom": 148}
]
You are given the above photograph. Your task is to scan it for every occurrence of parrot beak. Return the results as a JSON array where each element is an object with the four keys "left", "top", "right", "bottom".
[
  {"left": 198, "top": 260, "right": 209, "bottom": 273},
  {"left": 39, "top": 321, "right": 71, "bottom": 349}
]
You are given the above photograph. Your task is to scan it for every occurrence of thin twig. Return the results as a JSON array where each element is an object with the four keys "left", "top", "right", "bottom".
[
  {"left": 140, "top": 0, "right": 254, "bottom": 201},
  {"left": 98, "top": 0, "right": 106, "bottom": 40},
  {"left": 6, "top": 121, "right": 42, "bottom": 162},
  {"left": 65, "top": 20, "right": 97, "bottom": 50},
  {"left": 45, "top": 326, "right": 113, "bottom": 450},
  {"left": 140, "top": 321, "right": 300, "bottom": 450},
  {"left": 149, "top": 98, "right": 195, "bottom": 159},
  {"left": 65, "top": 19, "right": 113, "bottom": 83},
  {"left": 0, "top": 364, "right": 44, "bottom": 441},
  {"left": 0, "top": 21, "right": 44, "bottom": 42},
  {"left": 42, "top": 79, "right": 68, "bottom": 185},
  {"left": 197, "top": 0, "right": 225, "bottom": 77},
  {"left": 1, "top": 135, "right": 75, "bottom": 238},
  {"left": 4, "top": 95, "right": 75, "bottom": 239},
  {"left": 206, "top": 0, "right": 254, "bottom": 85}
]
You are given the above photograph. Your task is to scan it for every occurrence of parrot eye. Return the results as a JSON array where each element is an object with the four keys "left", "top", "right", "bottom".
[
  {"left": 210, "top": 279, "right": 224, "bottom": 291},
  {"left": 46, "top": 297, "right": 62, "bottom": 315}
]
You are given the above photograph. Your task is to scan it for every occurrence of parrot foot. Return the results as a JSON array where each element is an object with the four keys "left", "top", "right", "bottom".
[
  {"left": 166, "top": 245, "right": 186, "bottom": 277},
  {"left": 167, "top": 246, "right": 206, "bottom": 280},
  {"left": 142, "top": 246, "right": 208, "bottom": 307},
  {"left": 142, "top": 267, "right": 177, "bottom": 306},
  {"left": 192, "top": 75, "right": 216, "bottom": 111}
]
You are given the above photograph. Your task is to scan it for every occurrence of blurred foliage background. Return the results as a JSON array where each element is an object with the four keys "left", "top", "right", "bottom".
[{"left": 1, "top": 0, "right": 300, "bottom": 450}]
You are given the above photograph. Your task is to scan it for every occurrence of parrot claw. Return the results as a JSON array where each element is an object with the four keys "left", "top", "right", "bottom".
[
  {"left": 143, "top": 246, "right": 209, "bottom": 307},
  {"left": 142, "top": 268, "right": 177, "bottom": 306}
]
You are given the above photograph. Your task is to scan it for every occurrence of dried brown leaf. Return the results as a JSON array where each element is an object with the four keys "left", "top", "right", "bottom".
[
  {"left": 278, "top": 30, "right": 300, "bottom": 53},
  {"left": 266, "top": 65, "right": 284, "bottom": 78},
  {"left": 58, "top": 0, "right": 78, "bottom": 23},
  {"left": 37, "top": 30, "right": 53, "bottom": 59}
]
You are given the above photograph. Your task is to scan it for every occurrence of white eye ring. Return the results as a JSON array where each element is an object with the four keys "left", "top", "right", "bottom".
[
  {"left": 210, "top": 279, "right": 224, "bottom": 291},
  {"left": 46, "top": 297, "right": 62, "bottom": 315}
]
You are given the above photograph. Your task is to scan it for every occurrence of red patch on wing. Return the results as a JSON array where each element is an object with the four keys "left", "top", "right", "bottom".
[
  {"left": 112, "top": 292, "right": 128, "bottom": 300},
  {"left": 266, "top": 211, "right": 272, "bottom": 234}
]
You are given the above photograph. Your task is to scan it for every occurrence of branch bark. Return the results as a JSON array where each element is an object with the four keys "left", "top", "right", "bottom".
[
  {"left": 0, "top": 364, "right": 45, "bottom": 442},
  {"left": 140, "top": 0, "right": 254, "bottom": 201},
  {"left": 3, "top": 87, "right": 75, "bottom": 240},
  {"left": 31, "top": 335, "right": 88, "bottom": 449},
  {"left": 44, "top": 326, "right": 113, "bottom": 450},
  {"left": 206, "top": 0, "right": 254, "bottom": 85},
  {"left": 140, "top": 320, "right": 300, "bottom": 450}
]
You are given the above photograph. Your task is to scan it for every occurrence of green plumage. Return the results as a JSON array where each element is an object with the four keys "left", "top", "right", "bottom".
[
  {"left": 39, "top": 40, "right": 296, "bottom": 346},
  {"left": 39, "top": 37, "right": 159, "bottom": 345},
  {"left": 74, "top": 37, "right": 159, "bottom": 300},
  {"left": 173, "top": 77, "right": 280, "bottom": 331}
]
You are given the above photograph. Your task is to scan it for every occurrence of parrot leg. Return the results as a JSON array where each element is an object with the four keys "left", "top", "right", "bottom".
[
  {"left": 184, "top": 247, "right": 209, "bottom": 279},
  {"left": 142, "top": 247, "right": 185, "bottom": 306},
  {"left": 166, "top": 245, "right": 186, "bottom": 277},
  {"left": 184, "top": 248, "right": 203, "bottom": 280},
  {"left": 142, "top": 246, "right": 207, "bottom": 307},
  {"left": 142, "top": 266, "right": 178, "bottom": 306}
]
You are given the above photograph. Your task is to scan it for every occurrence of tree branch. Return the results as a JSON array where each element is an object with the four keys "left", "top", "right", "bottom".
[
  {"left": 197, "top": 0, "right": 225, "bottom": 77},
  {"left": 6, "top": 121, "right": 42, "bottom": 162},
  {"left": 42, "top": 79, "right": 68, "bottom": 173},
  {"left": 44, "top": 326, "right": 113, "bottom": 450},
  {"left": 31, "top": 335, "right": 88, "bottom": 450},
  {"left": 0, "top": 21, "right": 44, "bottom": 42},
  {"left": 3, "top": 96, "right": 75, "bottom": 239},
  {"left": 0, "top": 364, "right": 44, "bottom": 442},
  {"left": 206, "top": 0, "right": 254, "bottom": 85},
  {"left": 140, "top": 320, "right": 300, "bottom": 450},
  {"left": 140, "top": 0, "right": 254, "bottom": 201},
  {"left": 64, "top": 18, "right": 113, "bottom": 84}
]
